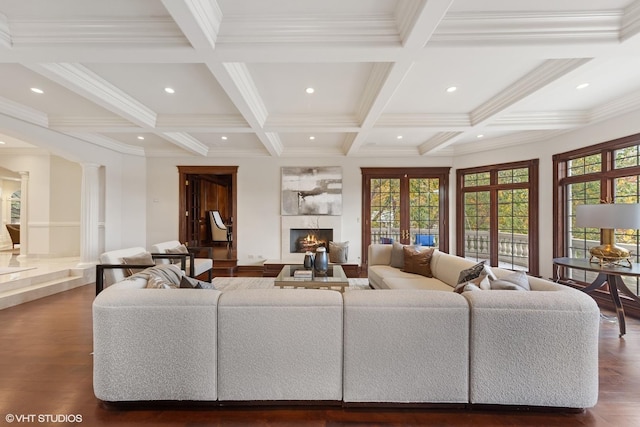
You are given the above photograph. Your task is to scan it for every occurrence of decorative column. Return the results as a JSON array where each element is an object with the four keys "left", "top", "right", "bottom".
[
  {"left": 77, "top": 163, "right": 101, "bottom": 267},
  {"left": 17, "top": 171, "right": 29, "bottom": 259}
]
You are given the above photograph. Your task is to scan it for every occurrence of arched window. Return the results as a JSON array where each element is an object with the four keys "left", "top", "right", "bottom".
[{"left": 10, "top": 190, "right": 20, "bottom": 224}]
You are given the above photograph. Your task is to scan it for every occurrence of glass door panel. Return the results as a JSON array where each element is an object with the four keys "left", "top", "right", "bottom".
[
  {"left": 463, "top": 191, "right": 490, "bottom": 264},
  {"left": 369, "top": 178, "right": 400, "bottom": 244},
  {"left": 409, "top": 178, "right": 440, "bottom": 247},
  {"left": 497, "top": 188, "right": 529, "bottom": 271}
]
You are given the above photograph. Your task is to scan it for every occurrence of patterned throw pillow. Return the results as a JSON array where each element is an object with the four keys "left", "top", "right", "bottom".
[
  {"left": 145, "top": 275, "right": 177, "bottom": 289},
  {"left": 402, "top": 246, "right": 435, "bottom": 277},
  {"left": 454, "top": 273, "right": 490, "bottom": 293},
  {"left": 329, "top": 241, "right": 349, "bottom": 263},
  {"left": 456, "top": 261, "right": 487, "bottom": 285},
  {"left": 180, "top": 276, "right": 216, "bottom": 289}
]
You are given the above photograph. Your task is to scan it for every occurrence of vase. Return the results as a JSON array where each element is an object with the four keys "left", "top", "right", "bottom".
[
  {"left": 303, "top": 251, "right": 314, "bottom": 270},
  {"left": 314, "top": 247, "right": 328, "bottom": 275}
]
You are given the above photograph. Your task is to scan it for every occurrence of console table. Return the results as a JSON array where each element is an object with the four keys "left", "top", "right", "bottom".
[{"left": 553, "top": 257, "right": 640, "bottom": 337}]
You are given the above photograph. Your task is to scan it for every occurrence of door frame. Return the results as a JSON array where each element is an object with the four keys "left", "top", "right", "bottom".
[
  {"left": 177, "top": 165, "right": 238, "bottom": 248},
  {"left": 361, "top": 167, "right": 451, "bottom": 268}
]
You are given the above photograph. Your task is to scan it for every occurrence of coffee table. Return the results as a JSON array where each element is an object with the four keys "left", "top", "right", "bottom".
[{"left": 274, "top": 265, "right": 349, "bottom": 292}]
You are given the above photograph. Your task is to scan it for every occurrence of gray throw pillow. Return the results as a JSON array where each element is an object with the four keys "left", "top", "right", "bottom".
[
  {"left": 390, "top": 242, "right": 405, "bottom": 268},
  {"left": 180, "top": 276, "right": 216, "bottom": 289},
  {"left": 121, "top": 252, "right": 155, "bottom": 276},
  {"left": 490, "top": 271, "right": 530, "bottom": 291},
  {"left": 329, "top": 241, "right": 349, "bottom": 263}
]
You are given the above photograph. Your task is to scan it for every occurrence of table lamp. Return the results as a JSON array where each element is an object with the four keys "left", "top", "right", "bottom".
[{"left": 576, "top": 203, "right": 640, "bottom": 267}]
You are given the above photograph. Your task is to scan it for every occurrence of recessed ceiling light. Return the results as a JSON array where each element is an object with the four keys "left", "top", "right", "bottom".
[
  {"left": 309, "top": 136, "right": 315, "bottom": 140},
  {"left": 397, "top": 135, "right": 403, "bottom": 140},
  {"left": 446, "top": 86, "right": 457, "bottom": 93},
  {"left": 221, "top": 136, "right": 228, "bottom": 140},
  {"left": 305, "top": 87, "right": 315, "bottom": 94},
  {"left": 477, "top": 134, "right": 484, "bottom": 139},
  {"left": 137, "top": 136, "right": 145, "bottom": 140},
  {"left": 30, "top": 87, "right": 44, "bottom": 94},
  {"left": 0, "top": 141, "right": 5, "bottom": 145},
  {"left": 164, "top": 87, "right": 175, "bottom": 94},
  {"left": 576, "top": 83, "right": 590, "bottom": 90}
]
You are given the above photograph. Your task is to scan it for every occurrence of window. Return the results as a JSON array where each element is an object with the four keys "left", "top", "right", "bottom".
[
  {"left": 457, "top": 160, "right": 539, "bottom": 274},
  {"left": 10, "top": 190, "right": 20, "bottom": 224},
  {"left": 554, "top": 133, "right": 640, "bottom": 295}
]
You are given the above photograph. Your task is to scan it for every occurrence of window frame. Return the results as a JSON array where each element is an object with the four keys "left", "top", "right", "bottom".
[{"left": 456, "top": 159, "right": 539, "bottom": 275}]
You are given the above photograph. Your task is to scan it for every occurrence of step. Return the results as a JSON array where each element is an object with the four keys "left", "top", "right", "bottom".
[{"left": 0, "top": 271, "right": 90, "bottom": 310}]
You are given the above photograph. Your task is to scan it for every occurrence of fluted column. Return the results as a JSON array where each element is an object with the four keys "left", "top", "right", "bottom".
[
  {"left": 77, "top": 163, "right": 101, "bottom": 267},
  {"left": 17, "top": 171, "right": 29, "bottom": 259}
]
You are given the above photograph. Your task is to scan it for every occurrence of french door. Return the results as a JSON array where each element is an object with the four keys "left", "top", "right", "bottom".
[{"left": 361, "top": 167, "right": 450, "bottom": 267}]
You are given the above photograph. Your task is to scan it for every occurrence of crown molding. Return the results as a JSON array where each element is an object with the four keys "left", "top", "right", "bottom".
[
  {"left": 27, "top": 63, "right": 158, "bottom": 129},
  {"left": 453, "top": 129, "right": 568, "bottom": 156},
  {"left": 184, "top": 0, "right": 223, "bottom": 49},
  {"left": 490, "top": 111, "right": 589, "bottom": 129},
  {"left": 418, "top": 131, "right": 463, "bottom": 154},
  {"left": 162, "top": 132, "right": 209, "bottom": 156},
  {"left": 266, "top": 114, "right": 360, "bottom": 131},
  {"left": 156, "top": 114, "right": 249, "bottom": 130},
  {"left": 622, "top": 0, "right": 640, "bottom": 41},
  {"left": 356, "top": 62, "right": 394, "bottom": 123},
  {"left": 218, "top": 14, "right": 399, "bottom": 45},
  {"left": 48, "top": 115, "right": 138, "bottom": 132},
  {"left": 0, "top": 13, "right": 10, "bottom": 48},
  {"left": 63, "top": 132, "right": 145, "bottom": 156},
  {"left": 432, "top": 10, "right": 621, "bottom": 45},
  {"left": 222, "top": 62, "right": 268, "bottom": 126},
  {"left": 0, "top": 97, "right": 48, "bottom": 127},
  {"left": 589, "top": 88, "right": 640, "bottom": 123},
  {"left": 9, "top": 18, "right": 186, "bottom": 46},
  {"left": 376, "top": 113, "right": 470, "bottom": 128},
  {"left": 471, "top": 58, "right": 590, "bottom": 125}
]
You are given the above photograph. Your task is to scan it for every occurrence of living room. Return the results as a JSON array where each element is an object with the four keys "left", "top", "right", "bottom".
[{"left": 3, "top": 0, "right": 640, "bottom": 425}]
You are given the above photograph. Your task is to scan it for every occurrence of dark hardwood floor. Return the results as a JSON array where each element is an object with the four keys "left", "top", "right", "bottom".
[{"left": 1, "top": 279, "right": 639, "bottom": 426}]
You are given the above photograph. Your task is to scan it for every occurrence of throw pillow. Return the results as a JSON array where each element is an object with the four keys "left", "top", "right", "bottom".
[
  {"left": 166, "top": 244, "right": 190, "bottom": 265},
  {"left": 490, "top": 271, "right": 530, "bottom": 291},
  {"left": 402, "top": 246, "right": 435, "bottom": 277},
  {"left": 329, "top": 241, "right": 349, "bottom": 263},
  {"left": 390, "top": 241, "right": 406, "bottom": 268},
  {"left": 454, "top": 273, "right": 490, "bottom": 293},
  {"left": 179, "top": 276, "right": 216, "bottom": 290},
  {"left": 122, "top": 252, "right": 155, "bottom": 277},
  {"left": 456, "top": 261, "right": 487, "bottom": 285},
  {"left": 145, "top": 275, "right": 177, "bottom": 289}
]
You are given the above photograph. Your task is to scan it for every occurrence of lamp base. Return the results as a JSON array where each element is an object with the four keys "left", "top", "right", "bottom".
[{"left": 589, "top": 245, "right": 632, "bottom": 267}]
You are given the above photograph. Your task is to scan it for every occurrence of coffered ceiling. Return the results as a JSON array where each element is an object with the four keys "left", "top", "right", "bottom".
[{"left": 1, "top": 0, "right": 640, "bottom": 158}]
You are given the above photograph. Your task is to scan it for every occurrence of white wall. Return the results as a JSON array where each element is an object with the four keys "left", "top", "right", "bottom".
[{"left": 145, "top": 155, "right": 452, "bottom": 266}]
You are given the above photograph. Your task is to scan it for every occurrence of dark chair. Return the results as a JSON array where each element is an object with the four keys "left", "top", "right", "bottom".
[
  {"left": 379, "top": 237, "right": 393, "bottom": 244},
  {"left": 6, "top": 224, "right": 19, "bottom": 248},
  {"left": 209, "top": 210, "right": 230, "bottom": 244}
]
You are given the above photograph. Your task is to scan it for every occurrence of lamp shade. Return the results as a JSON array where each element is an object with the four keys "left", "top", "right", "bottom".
[{"left": 576, "top": 203, "right": 640, "bottom": 229}]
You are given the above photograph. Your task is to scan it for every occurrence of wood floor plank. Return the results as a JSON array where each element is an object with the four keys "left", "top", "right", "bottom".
[{"left": 1, "top": 283, "right": 639, "bottom": 426}]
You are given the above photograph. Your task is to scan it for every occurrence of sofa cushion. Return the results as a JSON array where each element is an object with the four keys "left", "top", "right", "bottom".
[
  {"left": 402, "top": 246, "right": 434, "bottom": 277},
  {"left": 329, "top": 241, "right": 349, "bottom": 263},
  {"left": 146, "top": 275, "right": 177, "bottom": 289},
  {"left": 383, "top": 277, "right": 454, "bottom": 291},
  {"left": 390, "top": 242, "right": 406, "bottom": 268},
  {"left": 122, "top": 251, "right": 155, "bottom": 276},
  {"left": 489, "top": 271, "right": 531, "bottom": 291}
]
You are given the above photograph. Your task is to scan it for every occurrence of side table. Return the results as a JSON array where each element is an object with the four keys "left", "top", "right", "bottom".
[{"left": 553, "top": 257, "right": 640, "bottom": 337}]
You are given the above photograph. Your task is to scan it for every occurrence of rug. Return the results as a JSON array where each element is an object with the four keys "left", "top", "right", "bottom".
[
  {"left": 0, "top": 266, "right": 36, "bottom": 276},
  {"left": 212, "top": 277, "right": 370, "bottom": 291}
]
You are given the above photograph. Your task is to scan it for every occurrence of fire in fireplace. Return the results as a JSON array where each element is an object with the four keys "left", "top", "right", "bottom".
[{"left": 290, "top": 228, "right": 333, "bottom": 253}]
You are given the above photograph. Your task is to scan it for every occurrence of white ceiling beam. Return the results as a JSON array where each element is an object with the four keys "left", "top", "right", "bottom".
[
  {"left": 0, "top": 96, "right": 48, "bottom": 127},
  {"left": 161, "top": 0, "right": 222, "bottom": 50},
  {"left": 0, "top": 13, "right": 10, "bottom": 48},
  {"left": 162, "top": 132, "right": 209, "bottom": 156}
]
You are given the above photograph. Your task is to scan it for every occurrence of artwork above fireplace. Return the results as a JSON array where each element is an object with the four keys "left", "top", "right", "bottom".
[{"left": 289, "top": 228, "right": 333, "bottom": 253}]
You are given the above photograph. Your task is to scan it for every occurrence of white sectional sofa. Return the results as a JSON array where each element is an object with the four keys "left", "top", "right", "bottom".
[{"left": 93, "top": 247, "right": 600, "bottom": 409}]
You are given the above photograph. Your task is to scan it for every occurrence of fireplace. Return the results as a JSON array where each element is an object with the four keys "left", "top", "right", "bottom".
[
  {"left": 281, "top": 216, "right": 341, "bottom": 261},
  {"left": 289, "top": 228, "right": 333, "bottom": 253}
]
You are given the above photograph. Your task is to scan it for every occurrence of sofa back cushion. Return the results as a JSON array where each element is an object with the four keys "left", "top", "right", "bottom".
[
  {"left": 368, "top": 244, "right": 392, "bottom": 266},
  {"left": 431, "top": 251, "right": 483, "bottom": 288}
]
